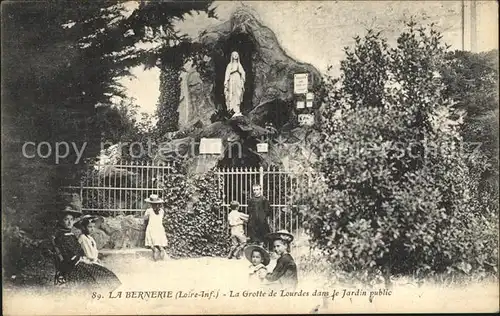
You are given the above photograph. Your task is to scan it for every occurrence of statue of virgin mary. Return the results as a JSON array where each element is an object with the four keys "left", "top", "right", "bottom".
[{"left": 224, "top": 51, "right": 245, "bottom": 117}]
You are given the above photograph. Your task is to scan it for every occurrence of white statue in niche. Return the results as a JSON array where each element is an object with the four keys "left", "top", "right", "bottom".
[{"left": 224, "top": 51, "right": 245, "bottom": 117}]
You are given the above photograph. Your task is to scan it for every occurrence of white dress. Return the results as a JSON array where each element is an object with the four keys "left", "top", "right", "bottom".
[
  {"left": 144, "top": 208, "right": 168, "bottom": 247},
  {"left": 78, "top": 234, "right": 100, "bottom": 264}
]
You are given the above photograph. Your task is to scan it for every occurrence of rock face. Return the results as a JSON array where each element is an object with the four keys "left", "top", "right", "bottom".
[
  {"left": 178, "top": 7, "right": 322, "bottom": 130},
  {"left": 78, "top": 215, "right": 147, "bottom": 250},
  {"left": 165, "top": 8, "right": 324, "bottom": 170}
]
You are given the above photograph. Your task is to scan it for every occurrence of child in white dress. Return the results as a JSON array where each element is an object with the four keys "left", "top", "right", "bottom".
[
  {"left": 244, "top": 244, "right": 270, "bottom": 288},
  {"left": 144, "top": 194, "right": 168, "bottom": 261},
  {"left": 74, "top": 215, "right": 102, "bottom": 264}
]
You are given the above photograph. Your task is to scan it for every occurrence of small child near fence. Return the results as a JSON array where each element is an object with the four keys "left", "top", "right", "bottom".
[
  {"left": 227, "top": 201, "right": 249, "bottom": 259},
  {"left": 144, "top": 194, "right": 168, "bottom": 261}
]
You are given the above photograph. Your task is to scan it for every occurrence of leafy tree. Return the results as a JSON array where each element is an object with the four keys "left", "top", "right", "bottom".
[
  {"left": 440, "top": 50, "right": 499, "bottom": 201},
  {"left": 2, "top": 0, "right": 215, "bottom": 280},
  {"left": 297, "top": 22, "right": 498, "bottom": 285}
]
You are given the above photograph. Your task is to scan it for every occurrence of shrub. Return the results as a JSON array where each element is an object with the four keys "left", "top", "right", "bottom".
[
  {"left": 160, "top": 165, "right": 230, "bottom": 258},
  {"left": 296, "top": 22, "right": 498, "bottom": 283}
]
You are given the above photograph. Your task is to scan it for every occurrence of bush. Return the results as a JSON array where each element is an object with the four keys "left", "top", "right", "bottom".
[
  {"left": 2, "top": 208, "right": 52, "bottom": 279},
  {"left": 296, "top": 22, "right": 498, "bottom": 283},
  {"left": 160, "top": 165, "right": 230, "bottom": 258}
]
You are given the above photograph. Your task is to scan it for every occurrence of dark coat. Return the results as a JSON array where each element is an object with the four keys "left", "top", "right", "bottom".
[
  {"left": 266, "top": 253, "right": 298, "bottom": 290},
  {"left": 247, "top": 196, "right": 271, "bottom": 243}
]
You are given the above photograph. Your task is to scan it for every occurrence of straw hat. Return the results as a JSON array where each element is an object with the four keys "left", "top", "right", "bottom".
[
  {"left": 244, "top": 244, "right": 271, "bottom": 266},
  {"left": 145, "top": 194, "right": 164, "bottom": 204},
  {"left": 266, "top": 230, "right": 294, "bottom": 243},
  {"left": 73, "top": 214, "right": 101, "bottom": 229}
]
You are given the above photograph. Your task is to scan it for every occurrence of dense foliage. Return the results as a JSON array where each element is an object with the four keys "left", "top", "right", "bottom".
[
  {"left": 2, "top": 0, "right": 214, "bottom": 279},
  {"left": 296, "top": 23, "right": 498, "bottom": 282},
  {"left": 440, "top": 50, "right": 499, "bottom": 208},
  {"left": 160, "top": 163, "right": 230, "bottom": 258}
]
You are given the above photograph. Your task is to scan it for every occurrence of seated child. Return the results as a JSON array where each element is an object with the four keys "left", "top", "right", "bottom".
[
  {"left": 227, "top": 201, "right": 249, "bottom": 259},
  {"left": 243, "top": 244, "right": 270, "bottom": 287},
  {"left": 74, "top": 215, "right": 102, "bottom": 264},
  {"left": 265, "top": 230, "right": 298, "bottom": 290}
]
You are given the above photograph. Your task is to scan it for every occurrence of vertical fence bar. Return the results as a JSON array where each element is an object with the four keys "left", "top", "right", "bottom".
[
  {"left": 135, "top": 161, "right": 140, "bottom": 214},
  {"left": 128, "top": 160, "right": 132, "bottom": 212},
  {"left": 113, "top": 161, "right": 118, "bottom": 211},
  {"left": 146, "top": 160, "right": 150, "bottom": 211},
  {"left": 231, "top": 167, "right": 235, "bottom": 204},
  {"left": 95, "top": 163, "right": 99, "bottom": 214},
  {"left": 259, "top": 166, "right": 264, "bottom": 190}
]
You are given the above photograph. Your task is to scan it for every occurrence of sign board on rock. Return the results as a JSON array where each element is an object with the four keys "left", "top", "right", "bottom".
[
  {"left": 298, "top": 114, "right": 315, "bottom": 126},
  {"left": 306, "top": 92, "right": 314, "bottom": 108},
  {"left": 257, "top": 142, "right": 269, "bottom": 153},
  {"left": 294, "top": 73, "right": 308, "bottom": 94},
  {"left": 199, "top": 138, "right": 223, "bottom": 154}
]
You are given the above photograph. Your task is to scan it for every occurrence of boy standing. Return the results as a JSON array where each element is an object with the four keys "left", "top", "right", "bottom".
[
  {"left": 227, "top": 201, "right": 249, "bottom": 259},
  {"left": 247, "top": 184, "right": 271, "bottom": 247}
]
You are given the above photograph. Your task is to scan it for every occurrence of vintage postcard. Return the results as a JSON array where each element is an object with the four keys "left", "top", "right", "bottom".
[{"left": 2, "top": 1, "right": 499, "bottom": 315}]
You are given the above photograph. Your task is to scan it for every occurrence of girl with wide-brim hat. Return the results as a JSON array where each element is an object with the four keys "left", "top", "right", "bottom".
[
  {"left": 264, "top": 230, "right": 298, "bottom": 290},
  {"left": 244, "top": 244, "right": 271, "bottom": 287},
  {"left": 144, "top": 194, "right": 168, "bottom": 261}
]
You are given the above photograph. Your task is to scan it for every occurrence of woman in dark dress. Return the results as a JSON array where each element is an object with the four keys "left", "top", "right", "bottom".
[
  {"left": 265, "top": 230, "right": 298, "bottom": 290},
  {"left": 247, "top": 184, "right": 271, "bottom": 246},
  {"left": 53, "top": 206, "right": 121, "bottom": 291}
]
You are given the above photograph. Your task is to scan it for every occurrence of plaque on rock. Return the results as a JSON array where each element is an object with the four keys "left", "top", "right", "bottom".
[
  {"left": 296, "top": 100, "right": 305, "bottom": 109},
  {"left": 298, "top": 114, "right": 315, "bottom": 126},
  {"left": 199, "top": 138, "right": 223, "bottom": 154},
  {"left": 257, "top": 142, "right": 269, "bottom": 153},
  {"left": 294, "top": 73, "right": 308, "bottom": 94},
  {"left": 306, "top": 92, "right": 314, "bottom": 108}
]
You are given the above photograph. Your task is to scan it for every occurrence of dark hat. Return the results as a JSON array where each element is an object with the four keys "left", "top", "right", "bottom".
[
  {"left": 244, "top": 244, "right": 271, "bottom": 266},
  {"left": 73, "top": 214, "right": 101, "bottom": 229},
  {"left": 266, "top": 230, "right": 294, "bottom": 243},
  {"left": 58, "top": 205, "right": 83, "bottom": 217}
]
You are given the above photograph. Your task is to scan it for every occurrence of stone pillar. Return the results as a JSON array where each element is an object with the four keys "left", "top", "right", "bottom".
[{"left": 463, "top": 0, "right": 478, "bottom": 52}]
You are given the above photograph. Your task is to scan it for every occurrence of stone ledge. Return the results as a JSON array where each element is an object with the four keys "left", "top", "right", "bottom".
[{"left": 100, "top": 248, "right": 151, "bottom": 255}]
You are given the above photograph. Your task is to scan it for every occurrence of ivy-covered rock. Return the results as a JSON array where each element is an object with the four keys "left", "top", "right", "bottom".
[{"left": 160, "top": 167, "right": 231, "bottom": 258}]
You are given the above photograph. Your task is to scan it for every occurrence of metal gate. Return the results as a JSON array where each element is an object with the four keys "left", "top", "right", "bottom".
[{"left": 216, "top": 166, "right": 302, "bottom": 235}]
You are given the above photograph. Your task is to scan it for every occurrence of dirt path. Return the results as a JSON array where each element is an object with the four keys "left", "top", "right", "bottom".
[{"left": 3, "top": 255, "right": 499, "bottom": 315}]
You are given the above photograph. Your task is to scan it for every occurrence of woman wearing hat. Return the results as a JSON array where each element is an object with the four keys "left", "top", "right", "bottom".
[
  {"left": 265, "top": 230, "right": 298, "bottom": 290},
  {"left": 244, "top": 244, "right": 270, "bottom": 287},
  {"left": 52, "top": 206, "right": 121, "bottom": 291},
  {"left": 144, "top": 194, "right": 168, "bottom": 261}
]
